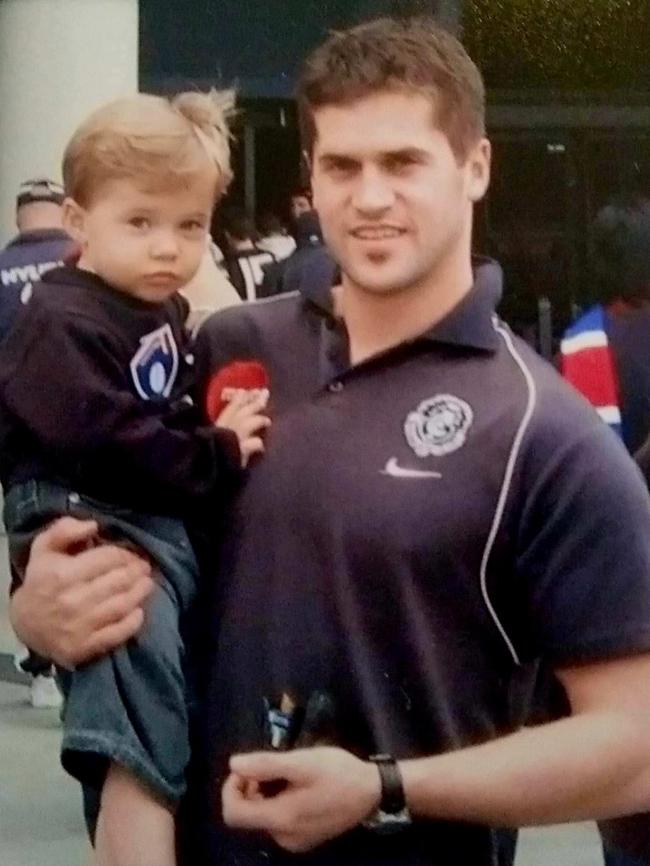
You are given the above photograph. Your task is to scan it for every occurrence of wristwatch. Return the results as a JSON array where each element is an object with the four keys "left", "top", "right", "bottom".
[{"left": 362, "top": 754, "right": 412, "bottom": 834}]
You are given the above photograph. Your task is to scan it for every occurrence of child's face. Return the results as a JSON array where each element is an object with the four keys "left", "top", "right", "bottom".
[{"left": 64, "top": 174, "right": 215, "bottom": 303}]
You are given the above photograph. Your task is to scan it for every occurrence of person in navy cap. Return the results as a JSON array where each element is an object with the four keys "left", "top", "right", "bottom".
[
  {"left": 0, "top": 178, "right": 76, "bottom": 708},
  {"left": 10, "top": 16, "right": 650, "bottom": 866},
  {"left": 0, "top": 178, "right": 76, "bottom": 344}
]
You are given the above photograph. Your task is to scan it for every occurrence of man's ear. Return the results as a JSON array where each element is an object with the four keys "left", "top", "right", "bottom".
[
  {"left": 61, "top": 197, "right": 87, "bottom": 245},
  {"left": 466, "top": 138, "right": 491, "bottom": 203}
]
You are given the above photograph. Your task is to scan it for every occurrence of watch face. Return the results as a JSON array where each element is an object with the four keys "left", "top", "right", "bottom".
[{"left": 363, "top": 807, "right": 413, "bottom": 835}]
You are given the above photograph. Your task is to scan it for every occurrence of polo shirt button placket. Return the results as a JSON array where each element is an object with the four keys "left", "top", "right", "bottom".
[{"left": 328, "top": 380, "right": 344, "bottom": 393}]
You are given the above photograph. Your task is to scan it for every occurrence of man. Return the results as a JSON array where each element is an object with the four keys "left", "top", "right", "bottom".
[
  {"left": 258, "top": 209, "right": 336, "bottom": 298},
  {"left": 10, "top": 17, "right": 650, "bottom": 866},
  {"left": 257, "top": 213, "right": 297, "bottom": 262},
  {"left": 561, "top": 197, "right": 650, "bottom": 453},
  {"left": 221, "top": 208, "right": 275, "bottom": 301},
  {"left": 560, "top": 198, "right": 650, "bottom": 865},
  {"left": 290, "top": 188, "right": 313, "bottom": 223},
  {"left": 0, "top": 178, "right": 75, "bottom": 344},
  {"left": 1, "top": 178, "right": 75, "bottom": 707}
]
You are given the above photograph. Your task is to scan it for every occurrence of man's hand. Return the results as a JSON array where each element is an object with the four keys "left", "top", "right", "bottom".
[
  {"left": 222, "top": 747, "right": 380, "bottom": 853},
  {"left": 9, "top": 517, "right": 154, "bottom": 669}
]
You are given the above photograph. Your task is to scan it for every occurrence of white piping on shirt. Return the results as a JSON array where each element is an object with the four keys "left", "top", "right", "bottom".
[{"left": 480, "top": 318, "right": 538, "bottom": 666}]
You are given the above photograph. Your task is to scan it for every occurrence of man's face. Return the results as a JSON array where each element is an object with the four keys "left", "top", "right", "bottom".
[
  {"left": 311, "top": 90, "right": 490, "bottom": 298},
  {"left": 291, "top": 194, "right": 312, "bottom": 221},
  {"left": 16, "top": 201, "right": 64, "bottom": 234},
  {"left": 64, "top": 175, "right": 214, "bottom": 303}
]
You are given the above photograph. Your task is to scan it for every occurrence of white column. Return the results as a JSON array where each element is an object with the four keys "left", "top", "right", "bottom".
[{"left": 0, "top": 0, "right": 139, "bottom": 243}]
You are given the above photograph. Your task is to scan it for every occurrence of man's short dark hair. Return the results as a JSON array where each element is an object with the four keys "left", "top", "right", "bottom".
[
  {"left": 221, "top": 206, "right": 257, "bottom": 242},
  {"left": 297, "top": 16, "right": 485, "bottom": 164},
  {"left": 258, "top": 213, "right": 285, "bottom": 236},
  {"left": 591, "top": 196, "right": 650, "bottom": 303}
]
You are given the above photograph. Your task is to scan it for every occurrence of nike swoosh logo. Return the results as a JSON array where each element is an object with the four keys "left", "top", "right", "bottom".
[{"left": 381, "top": 457, "right": 442, "bottom": 479}]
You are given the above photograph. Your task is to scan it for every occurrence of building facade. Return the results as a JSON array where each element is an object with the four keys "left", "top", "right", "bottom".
[
  {"left": 140, "top": 0, "right": 650, "bottom": 340},
  {"left": 2, "top": 1, "right": 646, "bottom": 342}
]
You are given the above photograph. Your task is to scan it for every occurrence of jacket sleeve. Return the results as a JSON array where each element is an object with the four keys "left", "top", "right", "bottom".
[{"left": 0, "top": 306, "right": 240, "bottom": 503}]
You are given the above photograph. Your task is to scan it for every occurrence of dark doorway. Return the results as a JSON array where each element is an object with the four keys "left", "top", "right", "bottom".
[
  {"left": 477, "top": 130, "right": 650, "bottom": 349},
  {"left": 584, "top": 133, "right": 650, "bottom": 218},
  {"left": 217, "top": 102, "right": 302, "bottom": 233},
  {"left": 479, "top": 135, "right": 576, "bottom": 347},
  {"left": 254, "top": 125, "right": 303, "bottom": 221}
]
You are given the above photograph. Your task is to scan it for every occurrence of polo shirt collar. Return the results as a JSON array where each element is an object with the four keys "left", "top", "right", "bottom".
[{"left": 302, "top": 255, "right": 503, "bottom": 353}]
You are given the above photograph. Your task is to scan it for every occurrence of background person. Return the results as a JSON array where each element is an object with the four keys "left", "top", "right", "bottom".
[
  {"left": 289, "top": 188, "right": 313, "bottom": 224},
  {"left": 0, "top": 178, "right": 76, "bottom": 345},
  {"left": 257, "top": 213, "right": 296, "bottom": 262},
  {"left": 221, "top": 207, "right": 275, "bottom": 301},
  {"left": 0, "top": 178, "right": 77, "bottom": 707},
  {"left": 258, "top": 209, "right": 336, "bottom": 298},
  {"left": 558, "top": 196, "right": 650, "bottom": 866},
  {"left": 561, "top": 196, "right": 650, "bottom": 453}
]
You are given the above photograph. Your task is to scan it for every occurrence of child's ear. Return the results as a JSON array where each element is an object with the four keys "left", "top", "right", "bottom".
[{"left": 61, "top": 198, "right": 87, "bottom": 245}]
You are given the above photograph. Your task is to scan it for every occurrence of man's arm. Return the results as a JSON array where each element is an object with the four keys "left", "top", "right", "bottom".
[
  {"left": 400, "top": 654, "right": 650, "bottom": 824},
  {"left": 222, "top": 652, "right": 650, "bottom": 853},
  {"left": 10, "top": 518, "right": 154, "bottom": 669}
]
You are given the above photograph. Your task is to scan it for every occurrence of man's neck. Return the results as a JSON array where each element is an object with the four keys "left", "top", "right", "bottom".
[{"left": 337, "top": 256, "right": 474, "bottom": 366}]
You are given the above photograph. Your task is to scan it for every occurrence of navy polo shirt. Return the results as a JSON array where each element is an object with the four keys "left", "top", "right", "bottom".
[{"left": 187, "top": 259, "right": 650, "bottom": 866}]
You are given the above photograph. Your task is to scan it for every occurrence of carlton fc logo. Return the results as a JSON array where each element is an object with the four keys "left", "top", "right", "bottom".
[
  {"left": 130, "top": 324, "right": 179, "bottom": 401},
  {"left": 404, "top": 394, "right": 474, "bottom": 457}
]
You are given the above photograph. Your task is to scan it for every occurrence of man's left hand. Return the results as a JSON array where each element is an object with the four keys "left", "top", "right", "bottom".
[{"left": 222, "top": 747, "right": 381, "bottom": 853}]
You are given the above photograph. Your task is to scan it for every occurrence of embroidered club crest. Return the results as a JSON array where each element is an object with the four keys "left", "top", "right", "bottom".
[
  {"left": 404, "top": 394, "right": 473, "bottom": 457},
  {"left": 129, "top": 324, "right": 179, "bottom": 400}
]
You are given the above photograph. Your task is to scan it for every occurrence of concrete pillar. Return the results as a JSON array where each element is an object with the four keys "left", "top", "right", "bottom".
[{"left": 0, "top": 0, "right": 138, "bottom": 243}]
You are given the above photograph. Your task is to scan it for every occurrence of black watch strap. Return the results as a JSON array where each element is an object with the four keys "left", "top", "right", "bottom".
[{"left": 369, "top": 754, "right": 406, "bottom": 814}]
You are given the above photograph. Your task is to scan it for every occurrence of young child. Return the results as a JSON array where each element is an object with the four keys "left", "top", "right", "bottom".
[{"left": 0, "top": 91, "right": 269, "bottom": 866}]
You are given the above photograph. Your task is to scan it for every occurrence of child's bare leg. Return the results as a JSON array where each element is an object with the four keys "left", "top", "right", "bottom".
[{"left": 92, "top": 763, "right": 175, "bottom": 866}]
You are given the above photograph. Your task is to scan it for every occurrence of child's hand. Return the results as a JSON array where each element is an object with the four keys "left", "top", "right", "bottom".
[{"left": 216, "top": 388, "right": 271, "bottom": 467}]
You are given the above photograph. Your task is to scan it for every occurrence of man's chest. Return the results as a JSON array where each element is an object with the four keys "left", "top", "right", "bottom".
[{"left": 238, "top": 350, "right": 527, "bottom": 581}]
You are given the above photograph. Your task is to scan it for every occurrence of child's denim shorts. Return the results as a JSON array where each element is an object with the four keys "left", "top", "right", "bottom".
[{"left": 4, "top": 479, "right": 200, "bottom": 807}]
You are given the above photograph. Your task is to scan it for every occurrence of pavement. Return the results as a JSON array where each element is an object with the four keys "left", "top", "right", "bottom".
[{"left": 0, "top": 527, "right": 606, "bottom": 866}]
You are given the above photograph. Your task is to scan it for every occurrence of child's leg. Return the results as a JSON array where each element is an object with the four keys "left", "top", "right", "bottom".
[
  {"left": 60, "top": 525, "right": 198, "bottom": 852},
  {"left": 92, "top": 762, "right": 175, "bottom": 866}
]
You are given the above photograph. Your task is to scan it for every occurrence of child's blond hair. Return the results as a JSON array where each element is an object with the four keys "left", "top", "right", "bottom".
[{"left": 63, "top": 89, "right": 235, "bottom": 206}]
